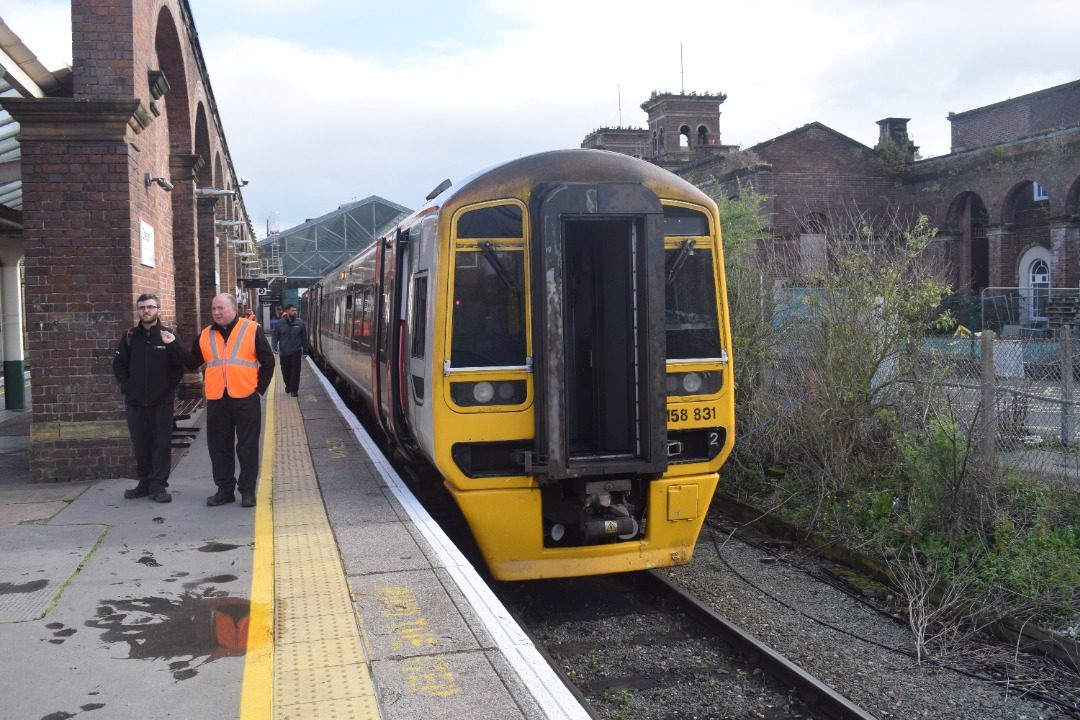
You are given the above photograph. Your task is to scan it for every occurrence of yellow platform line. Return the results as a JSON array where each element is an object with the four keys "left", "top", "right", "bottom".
[
  {"left": 241, "top": 375, "right": 278, "bottom": 718},
  {"left": 268, "top": 378, "right": 382, "bottom": 719}
]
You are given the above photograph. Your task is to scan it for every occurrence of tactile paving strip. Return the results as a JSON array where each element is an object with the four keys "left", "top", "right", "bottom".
[{"left": 272, "top": 380, "right": 381, "bottom": 718}]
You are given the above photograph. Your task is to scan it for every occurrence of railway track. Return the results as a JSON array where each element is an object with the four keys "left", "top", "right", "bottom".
[{"left": 497, "top": 571, "right": 876, "bottom": 720}]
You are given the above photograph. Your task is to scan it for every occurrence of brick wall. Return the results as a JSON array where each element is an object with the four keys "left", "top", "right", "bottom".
[{"left": 950, "top": 79, "right": 1080, "bottom": 152}]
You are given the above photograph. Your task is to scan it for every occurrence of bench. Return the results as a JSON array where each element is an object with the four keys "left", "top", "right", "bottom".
[{"left": 172, "top": 396, "right": 202, "bottom": 448}]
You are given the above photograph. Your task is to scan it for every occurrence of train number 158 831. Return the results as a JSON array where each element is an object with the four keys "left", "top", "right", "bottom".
[{"left": 668, "top": 405, "right": 716, "bottom": 423}]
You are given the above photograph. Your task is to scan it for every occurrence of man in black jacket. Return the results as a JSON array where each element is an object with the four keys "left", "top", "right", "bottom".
[
  {"left": 271, "top": 304, "right": 309, "bottom": 397},
  {"left": 112, "top": 294, "right": 186, "bottom": 502}
]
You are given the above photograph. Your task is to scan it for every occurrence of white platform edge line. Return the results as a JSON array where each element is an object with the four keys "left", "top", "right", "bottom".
[{"left": 307, "top": 358, "right": 590, "bottom": 720}]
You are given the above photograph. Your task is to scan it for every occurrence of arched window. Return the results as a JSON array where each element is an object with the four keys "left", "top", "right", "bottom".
[
  {"left": 1018, "top": 245, "right": 1052, "bottom": 323},
  {"left": 697, "top": 125, "right": 709, "bottom": 146},
  {"left": 679, "top": 124, "right": 691, "bottom": 148}
]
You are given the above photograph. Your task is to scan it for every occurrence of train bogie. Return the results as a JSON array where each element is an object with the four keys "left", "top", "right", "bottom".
[{"left": 309, "top": 149, "right": 734, "bottom": 580}]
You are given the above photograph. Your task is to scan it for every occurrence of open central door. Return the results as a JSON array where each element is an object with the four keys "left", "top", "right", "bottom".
[{"left": 530, "top": 182, "right": 667, "bottom": 482}]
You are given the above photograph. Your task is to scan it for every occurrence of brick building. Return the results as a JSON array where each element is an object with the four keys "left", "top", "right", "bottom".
[
  {"left": 0, "top": 0, "right": 254, "bottom": 481},
  {"left": 586, "top": 80, "right": 1080, "bottom": 330}
]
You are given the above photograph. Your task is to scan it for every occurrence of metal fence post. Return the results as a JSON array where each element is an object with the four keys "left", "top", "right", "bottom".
[
  {"left": 1063, "top": 325, "right": 1074, "bottom": 446},
  {"left": 981, "top": 330, "right": 997, "bottom": 466}
]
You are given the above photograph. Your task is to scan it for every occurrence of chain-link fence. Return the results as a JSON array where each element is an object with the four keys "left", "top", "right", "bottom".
[{"left": 741, "top": 321, "right": 1080, "bottom": 491}]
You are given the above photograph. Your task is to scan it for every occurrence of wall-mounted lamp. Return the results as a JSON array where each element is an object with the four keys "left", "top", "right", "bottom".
[
  {"left": 197, "top": 187, "right": 236, "bottom": 198},
  {"left": 144, "top": 173, "right": 174, "bottom": 191}
]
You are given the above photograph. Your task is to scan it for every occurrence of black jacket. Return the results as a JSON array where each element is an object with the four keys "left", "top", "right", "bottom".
[
  {"left": 177, "top": 316, "right": 276, "bottom": 397},
  {"left": 112, "top": 321, "right": 186, "bottom": 406},
  {"left": 271, "top": 316, "right": 310, "bottom": 356}
]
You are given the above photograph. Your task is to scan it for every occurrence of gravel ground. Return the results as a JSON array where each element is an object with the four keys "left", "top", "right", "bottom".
[{"left": 657, "top": 519, "right": 1079, "bottom": 720}]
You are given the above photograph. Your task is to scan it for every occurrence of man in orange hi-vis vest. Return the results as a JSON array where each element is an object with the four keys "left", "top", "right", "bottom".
[{"left": 169, "top": 293, "right": 274, "bottom": 507}]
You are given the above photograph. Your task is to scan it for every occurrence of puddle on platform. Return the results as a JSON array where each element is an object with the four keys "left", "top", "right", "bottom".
[
  {"left": 86, "top": 592, "right": 250, "bottom": 680},
  {"left": 0, "top": 579, "right": 49, "bottom": 595},
  {"left": 196, "top": 542, "right": 239, "bottom": 553}
]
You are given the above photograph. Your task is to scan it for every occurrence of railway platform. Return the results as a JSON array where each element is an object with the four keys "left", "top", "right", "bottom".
[{"left": 0, "top": 360, "right": 588, "bottom": 719}]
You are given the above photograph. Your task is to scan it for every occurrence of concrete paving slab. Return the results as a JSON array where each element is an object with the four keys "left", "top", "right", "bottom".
[
  {"left": 336, "top": 520, "right": 432, "bottom": 576},
  {"left": 348, "top": 568, "right": 482, "bottom": 661},
  {"left": 0, "top": 501, "right": 69, "bottom": 525},
  {"left": 0, "top": 523, "right": 107, "bottom": 621},
  {"left": 372, "top": 650, "right": 529, "bottom": 720}
]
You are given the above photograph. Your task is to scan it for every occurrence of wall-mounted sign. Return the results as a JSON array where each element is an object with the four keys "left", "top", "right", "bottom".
[{"left": 140, "top": 218, "right": 155, "bottom": 267}]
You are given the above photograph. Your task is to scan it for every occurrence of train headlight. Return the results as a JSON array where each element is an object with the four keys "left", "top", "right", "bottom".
[
  {"left": 665, "top": 371, "right": 721, "bottom": 397},
  {"left": 473, "top": 382, "right": 495, "bottom": 403},
  {"left": 682, "top": 372, "right": 703, "bottom": 394},
  {"left": 450, "top": 380, "right": 528, "bottom": 407}
]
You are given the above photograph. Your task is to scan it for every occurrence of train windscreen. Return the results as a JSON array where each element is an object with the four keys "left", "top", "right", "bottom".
[
  {"left": 450, "top": 248, "right": 527, "bottom": 367},
  {"left": 665, "top": 247, "right": 722, "bottom": 359}
]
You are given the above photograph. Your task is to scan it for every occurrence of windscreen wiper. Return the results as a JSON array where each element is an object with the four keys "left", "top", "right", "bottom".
[
  {"left": 665, "top": 239, "right": 696, "bottom": 285},
  {"left": 481, "top": 242, "right": 519, "bottom": 290}
]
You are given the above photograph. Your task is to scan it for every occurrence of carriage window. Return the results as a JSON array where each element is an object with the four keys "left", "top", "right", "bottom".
[
  {"left": 451, "top": 249, "right": 526, "bottom": 367},
  {"left": 457, "top": 205, "right": 523, "bottom": 239},
  {"left": 663, "top": 205, "right": 709, "bottom": 237},
  {"left": 665, "top": 247, "right": 722, "bottom": 359},
  {"left": 358, "top": 287, "right": 374, "bottom": 352},
  {"left": 344, "top": 294, "right": 354, "bottom": 339}
]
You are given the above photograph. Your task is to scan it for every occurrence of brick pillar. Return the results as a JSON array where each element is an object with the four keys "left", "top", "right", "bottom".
[
  {"left": 169, "top": 153, "right": 204, "bottom": 344},
  {"left": 4, "top": 97, "right": 152, "bottom": 481},
  {"left": 986, "top": 224, "right": 1016, "bottom": 288},
  {"left": 1050, "top": 215, "right": 1080, "bottom": 289}
]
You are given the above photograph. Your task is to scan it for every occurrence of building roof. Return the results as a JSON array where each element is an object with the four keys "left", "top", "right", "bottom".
[{"left": 0, "top": 18, "right": 72, "bottom": 223}]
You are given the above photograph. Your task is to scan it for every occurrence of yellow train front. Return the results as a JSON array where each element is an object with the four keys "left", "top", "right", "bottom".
[{"left": 310, "top": 149, "right": 734, "bottom": 581}]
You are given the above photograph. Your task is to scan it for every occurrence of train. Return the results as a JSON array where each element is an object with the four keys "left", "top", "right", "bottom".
[{"left": 305, "top": 149, "right": 734, "bottom": 581}]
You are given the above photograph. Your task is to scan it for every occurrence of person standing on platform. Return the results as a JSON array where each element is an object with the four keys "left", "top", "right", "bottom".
[
  {"left": 112, "top": 293, "right": 186, "bottom": 503},
  {"left": 173, "top": 293, "right": 274, "bottom": 508},
  {"left": 271, "top": 304, "right": 309, "bottom": 397}
]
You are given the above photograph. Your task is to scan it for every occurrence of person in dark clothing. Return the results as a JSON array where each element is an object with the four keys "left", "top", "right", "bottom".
[
  {"left": 112, "top": 293, "right": 186, "bottom": 503},
  {"left": 171, "top": 293, "right": 275, "bottom": 508},
  {"left": 271, "top": 304, "right": 309, "bottom": 397}
]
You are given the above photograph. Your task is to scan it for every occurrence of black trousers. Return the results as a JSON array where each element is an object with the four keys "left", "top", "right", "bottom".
[
  {"left": 206, "top": 393, "right": 263, "bottom": 495},
  {"left": 280, "top": 352, "right": 302, "bottom": 394},
  {"left": 126, "top": 403, "right": 174, "bottom": 492}
]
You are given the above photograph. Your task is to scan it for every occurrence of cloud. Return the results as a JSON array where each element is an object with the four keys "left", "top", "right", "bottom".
[{"left": 6, "top": 0, "right": 1080, "bottom": 235}]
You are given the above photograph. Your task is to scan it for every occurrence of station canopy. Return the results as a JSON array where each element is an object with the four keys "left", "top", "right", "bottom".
[{"left": 264, "top": 195, "right": 412, "bottom": 280}]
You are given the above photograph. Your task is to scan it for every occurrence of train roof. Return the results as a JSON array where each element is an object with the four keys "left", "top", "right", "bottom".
[{"left": 416, "top": 148, "right": 716, "bottom": 219}]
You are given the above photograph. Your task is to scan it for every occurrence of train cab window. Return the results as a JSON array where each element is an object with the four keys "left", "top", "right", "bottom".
[
  {"left": 451, "top": 247, "right": 526, "bottom": 368},
  {"left": 456, "top": 204, "right": 523, "bottom": 239},
  {"left": 663, "top": 205, "right": 709, "bottom": 237},
  {"left": 666, "top": 247, "right": 722, "bottom": 359}
]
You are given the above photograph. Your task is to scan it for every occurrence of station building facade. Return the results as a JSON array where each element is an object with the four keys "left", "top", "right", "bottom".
[
  {"left": 584, "top": 80, "right": 1080, "bottom": 331},
  {"left": 0, "top": 0, "right": 254, "bottom": 481}
]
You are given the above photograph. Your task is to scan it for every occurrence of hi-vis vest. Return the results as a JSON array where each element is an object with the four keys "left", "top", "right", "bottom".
[{"left": 200, "top": 319, "right": 260, "bottom": 399}]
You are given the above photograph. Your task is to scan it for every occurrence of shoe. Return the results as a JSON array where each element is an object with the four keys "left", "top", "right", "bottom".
[
  {"left": 241, "top": 493, "right": 257, "bottom": 508},
  {"left": 124, "top": 487, "right": 149, "bottom": 499},
  {"left": 207, "top": 491, "right": 235, "bottom": 506},
  {"left": 290, "top": 391, "right": 298, "bottom": 397},
  {"left": 149, "top": 491, "right": 172, "bottom": 503}
]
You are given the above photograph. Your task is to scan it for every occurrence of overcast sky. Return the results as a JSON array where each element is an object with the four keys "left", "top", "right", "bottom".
[{"left": 5, "top": 0, "right": 1079, "bottom": 234}]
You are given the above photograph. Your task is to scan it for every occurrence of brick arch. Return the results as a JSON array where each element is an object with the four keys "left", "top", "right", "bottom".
[
  {"left": 153, "top": 7, "right": 191, "bottom": 152},
  {"left": 194, "top": 103, "right": 212, "bottom": 186},
  {"left": 1067, "top": 173, "right": 1080, "bottom": 217},
  {"left": 943, "top": 191, "right": 990, "bottom": 295}
]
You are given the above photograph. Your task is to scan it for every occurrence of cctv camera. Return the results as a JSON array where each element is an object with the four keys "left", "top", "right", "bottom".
[
  {"left": 239, "top": 177, "right": 249, "bottom": 187},
  {"left": 159, "top": 178, "right": 175, "bottom": 191}
]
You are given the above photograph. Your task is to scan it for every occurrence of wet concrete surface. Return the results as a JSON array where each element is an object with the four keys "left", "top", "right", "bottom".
[{"left": 0, "top": 407, "right": 257, "bottom": 720}]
